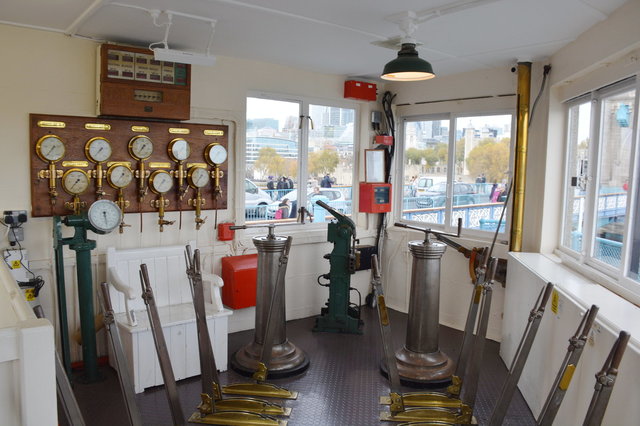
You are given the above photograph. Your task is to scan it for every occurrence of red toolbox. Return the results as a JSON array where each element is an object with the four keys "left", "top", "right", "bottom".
[{"left": 221, "top": 254, "right": 258, "bottom": 309}]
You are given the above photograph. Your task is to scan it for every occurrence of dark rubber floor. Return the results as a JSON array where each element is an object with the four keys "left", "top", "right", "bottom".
[{"left": 64, "top": 307, "right": 535, "bottom": 425}]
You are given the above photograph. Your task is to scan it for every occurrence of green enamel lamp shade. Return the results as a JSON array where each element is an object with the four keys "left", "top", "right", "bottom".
[{"left": 381, "top": 43, "right": 435, "bottom": 81}]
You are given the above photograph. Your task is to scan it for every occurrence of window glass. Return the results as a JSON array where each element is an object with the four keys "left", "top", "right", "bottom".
[
  {"left": 401, "top": 119, "right": 451, "bottom": 225},
  {"left": 591, "top": 89, "right": 634, "bottom": 267},
  {"left": 246, "top": 97, "right": 300, "bottom": 221},
  {"left": 453, "top": 114, "right": 512, "bottom": 231},
  {"left": 562, "top": 101, "right": 591, "bottom": 252}
]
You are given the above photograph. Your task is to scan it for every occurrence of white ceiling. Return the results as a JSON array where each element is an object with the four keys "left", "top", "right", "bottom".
[{"left": 0, "top": 0, "right": 628, "bottom": 80}]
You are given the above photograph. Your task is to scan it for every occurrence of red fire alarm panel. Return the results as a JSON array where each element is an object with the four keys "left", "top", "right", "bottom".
[
  {"left": 344, "top": 80, "right": 377, "bottom": 101},
  {"left": 217, "top": 222, "right": 235, "bottom": 241},
  {"left": 359, "top": 182, "right": 392, "bottom": 213}
]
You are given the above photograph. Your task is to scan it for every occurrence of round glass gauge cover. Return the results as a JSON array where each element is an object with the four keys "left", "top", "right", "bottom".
[
  {"left": 62, "top": 168, "right": 90, "bottom": 195},
  {"left": 188, "top": 166, "right": 210, "bottom": 188},
  {"left": 107, "top": 164, "right": 133, "bottom": 189},
  {"left": 128, "top": 135, "right": 154, "bottom": 160},
  {"left": 205, "top": 143, "right": 227, "bottom": 165},
  {"left": 85, "top": 137, "right": 112, "bottom": 163},
  {"left": 88, "top": 199, "right": 122, "bottom": 233},
  {"left": 36, "top": 135, "right": 65, "bottom": 162},
  {"left": 149, "top": 170, "right": 174, "bottom": 194},
  {"left": 168, "top": 138, "right": 191, "bottom": 162}
]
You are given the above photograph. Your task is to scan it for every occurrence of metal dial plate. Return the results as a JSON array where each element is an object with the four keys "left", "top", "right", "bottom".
[
  {"left": 36, "top": 135, "right": 66, "bottom": 162},
  {"left": 88, "top": 199, "right": 121, "bottom": 233},
  {"left": 62, "top": 168, "right": 90, "bottom": 195},
  {"left": 128, "top": 135, "right": 154, "bottom": 160},
  {"left": 188, "top": 166, "right": 210, "bottom": 188},
  {"left": 107, "top": 164, "right": 133, "bottom": 189},
  {"left": 168, "top": 138, "right": 191, "bottom": 162},
  {"left": 149, "top": 170, "right": 174, "bottom": 194},
  {"left": 205, "top": 143, "right": 227, "bottom": 165},
  {"left": 85, "top": 137, "right": 112, "bottom": 163}
]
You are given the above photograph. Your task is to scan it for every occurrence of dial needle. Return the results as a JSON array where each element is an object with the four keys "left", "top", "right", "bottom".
[{"left": 71, "top": 178, "right": 80, "bottom": 189}]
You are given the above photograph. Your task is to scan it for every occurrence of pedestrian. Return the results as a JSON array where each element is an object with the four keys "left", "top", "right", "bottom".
[
  {"left": 321, "top": 174, "right": 332, "bottom": 188},
  {"left": 266, "top": 176, "right": 276, "bottom": 200},
  {"left": 489, "top": 183, "right": 498, "bottom": 202},
  {"left": 275, "top": 198, "right": 290, "bottom": 219},
  {"left": 286, "top": 176, "right": 294, "bottom": 189}
]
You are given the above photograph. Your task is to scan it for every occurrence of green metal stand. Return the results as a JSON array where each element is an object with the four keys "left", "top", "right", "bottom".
[
  {"left": 313, "top": 200, "right": 362, "bottom": 334},
  {"left": 53, "top": 214, "right": 104, "bottom": 383}
]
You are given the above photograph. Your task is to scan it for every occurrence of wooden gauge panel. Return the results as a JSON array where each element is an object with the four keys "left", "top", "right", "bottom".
[
  {"left": 98, "top": 44, "right": 191, "bottom": 121},
  {"left": 29, "top": 113, "right": 228, "bottom": 217}
]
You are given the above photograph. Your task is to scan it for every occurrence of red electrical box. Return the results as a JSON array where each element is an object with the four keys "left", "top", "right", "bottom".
[
  {"left": 221, "top": 254, "right": 258, "bottom": 309},
  {"left": 359, "top": 182, "right": 392, "bottom": 213},
  {"left": 375, "top": 135, "right": 393, "bottom": 146},
  {"left": 344, "top": 80, "right": 377, "bottom": 101},
  {"left": 218, "top": 222, "right": 235, "bottom": 241}
]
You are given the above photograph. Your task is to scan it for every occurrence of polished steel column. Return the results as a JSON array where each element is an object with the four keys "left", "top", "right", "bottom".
[
  {"left": 394, "top": 239, "right": 454, "bottom": 384},
  {"left": 231, "top": 235, "right": 309, "bottom": 377}
]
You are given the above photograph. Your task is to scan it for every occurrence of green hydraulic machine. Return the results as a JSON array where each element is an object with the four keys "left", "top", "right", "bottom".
[
  {"left": 313, "top": 200, "right": 362, "bottom": 334},
  {"left": 53, "top": 200, "right": 122, "bottom": 383}
]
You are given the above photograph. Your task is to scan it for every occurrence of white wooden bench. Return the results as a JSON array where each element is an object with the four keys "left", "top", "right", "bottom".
[{"left": 105, "top": 242, "right": 232, "bottom": 393}]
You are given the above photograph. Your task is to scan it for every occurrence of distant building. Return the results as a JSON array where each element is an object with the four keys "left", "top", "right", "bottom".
[{"left": 246, "top": 137, "right": 298, "bottom": 164}]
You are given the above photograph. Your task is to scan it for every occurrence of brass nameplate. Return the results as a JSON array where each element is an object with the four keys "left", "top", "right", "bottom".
[
  {"left": 85, "top": 123, "right": 111, "bottom": 131},
  {"left": 37, "top": 120, "right": 66, "bottom": 128},
  {"left": 107, "top": 161, "right": 131, "bottom": 167},
  {"left": 131, "top": 126, "right": 150, "bottom": 132},
  {"left": 187, "top": 163, "right": 207, "bottom": 168},
  {"left": 149, "top": 162, "right": 171, "bottom": 169},
  {"left": 62, "top": 161, "right": 89, "bottom": 167},
  {"left": 169, "top": 128, "right": 190, "bottom": 134},
  {"left": 204, "top": 129, "right": 224, "bottom": 136}
]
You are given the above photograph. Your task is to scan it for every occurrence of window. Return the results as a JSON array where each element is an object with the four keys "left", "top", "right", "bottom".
[
  {"left": 560, "top": 78, "right": 639, "bottom": 294},
  {"left": 245, "top": 95, "right": 356, "bottom": 222},
  {"left": 399, "top": 113, "right": 513, "bottom": 234}
]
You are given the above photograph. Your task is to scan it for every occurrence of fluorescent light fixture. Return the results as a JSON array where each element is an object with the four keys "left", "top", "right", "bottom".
[{"left": 153, "top": 47, "right": 216, "bottom": 67}]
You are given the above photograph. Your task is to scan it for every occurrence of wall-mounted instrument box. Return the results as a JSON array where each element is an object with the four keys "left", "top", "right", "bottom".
[
  {"left": 97, "top": 44, "right": 191, "bottom": 120},
  {"left": 359, "top": 182, "right": 392, "bottom": 213},
  {"left": 344, "top": 80, "right": 377, "bottom": 101}
]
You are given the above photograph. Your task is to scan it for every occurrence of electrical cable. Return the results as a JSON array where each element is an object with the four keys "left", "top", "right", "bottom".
[{"left": 530, "top": 65, "right": 551, "bottom": 125}]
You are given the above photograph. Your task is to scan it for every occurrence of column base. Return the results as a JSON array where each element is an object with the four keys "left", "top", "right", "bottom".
[
  {"left": 231, "top": 339, "right": 309, "bottom": 379},
  {"left": 380, "top": 346, "right": 455, "bottom": 387}
]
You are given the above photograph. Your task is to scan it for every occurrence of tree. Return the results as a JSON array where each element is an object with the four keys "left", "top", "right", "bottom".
[
  {"left": 466, "top": 139, "right": 510, "bottom": 183},
  {"left": 406, "top": 148, "right": 424, "bottom": 165},
  {"left": 253, "top": 146, "right": 284, "bottom": 177},
  {"left": 309, "top": 150, "right": 339, "bottom": 175}
]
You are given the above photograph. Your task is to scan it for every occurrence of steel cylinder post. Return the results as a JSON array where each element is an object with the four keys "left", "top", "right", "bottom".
[
  {"left": 70, "top": 240, "right": 100, "bottom": 383},
  {"left": 231, "top": 235, "right": 308, "bottom": 377},
  {"left": 394, "top": 239, "right": 454, "bottom": 384}
]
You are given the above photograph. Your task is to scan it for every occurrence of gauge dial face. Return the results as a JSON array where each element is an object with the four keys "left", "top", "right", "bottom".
[
  {"left": 205, "top": 143, "right": 227, "bottom": 165},
  {"left": 85, "top": 137, "right": 112, "bottom": 163},
  {"left": 62, "top": 168, "right": 90, "bottom": 195},
  {"left": 168, "top": 138, "right": 191, "bottom": 162},
  {"left": 107, "top": 164, "right": 133, "bottom": 189},
  {"left": 188, "top": 166, "right": 210, "bottom": 188},
  {"left": 128, "top": 136, "right": 154, "bottom": 160},
  {"left": 36, "top": 135, "right": 65, "bottom": 162},
  {"left": 88, "top": 199, "right": 122, "bottom": 233},
  {"left": 149, "top": 170, "right": 174, "bottom": 194}
]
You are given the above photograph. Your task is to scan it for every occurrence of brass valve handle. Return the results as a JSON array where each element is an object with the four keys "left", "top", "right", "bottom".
[
  {"left": 94, "top": 163, "right": 106, "bottom": 199},
  {"left": 135, "top": 161, "right": 148, "bottom": 202},
  {"left": 394, "top": 217, "right": 462, "bottom": 242}
]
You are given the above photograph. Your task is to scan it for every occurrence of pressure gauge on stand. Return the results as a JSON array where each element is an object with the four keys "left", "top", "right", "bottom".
[
  {"left": 149, "top": 170, "right": 175, "bottom": 232},
  {"left": 168, "top": 138, "right": 191, "bottom": 201},
  {"left": 107, "top": 163, "right": 133, "bottom": 233},
  {"left": 187, "top": 166, "right": 210, "bottom": 230},
  {"left": 87, "top": 199, "right": 122, "bottom": 234},
  {"left": 128, "top": 135, "right": 153, "bottom": 202},
  {"left": 62, "top": 168, "right": 90, "bottom": 214},
  {"left": 204, "top": 143, "right": 227, "bottom": 197},
  {"left": 36, "top": 135, "right": 66, "bottom": 206},
  {"left": 85, "top": 137, "right": 112, "bottom": 199}
]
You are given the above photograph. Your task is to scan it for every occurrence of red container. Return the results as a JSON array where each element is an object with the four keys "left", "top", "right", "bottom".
[
  {"left": 221, "top": 254, "right": 258, "bottom": 309},
  {"left": 375, "top": 135, "right": 393, "bottom": 146},
  {"left": 344, "top": 80, "right": 377, "bottom": 101},
  {"left": 217, "top": 222, "right": 235, "bottom": 241},
  {"left": 359, "top": 182, "right": 392, "bottom": 213}
]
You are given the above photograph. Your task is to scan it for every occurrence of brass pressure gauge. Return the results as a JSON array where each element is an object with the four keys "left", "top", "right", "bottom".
[
  {"left": 128, "top": 135, "right": 153, "bottom": 160},
  {"left": 36, "top": 135, "right": 66, "bottom": 206},
  {"left": 106, "top": 164, "right": 133, "bottom": 233},
  {"left": 204, "top": 143, "right": 227, "bottom": 200},
  {"left": 188, "top": 166, "right": 209, "bottom": 230},
  {"left": 87, "top": 200, "right": 121, "bottom": 234},
  {"left": 168, "top": 138, "right": 191, "bottom": 162},
  {"left": 62, "top": 168, "right": 90, "bottom": 214},
  {"left": 85, "top": 137, "right": 112, "bottom": 199},
  {"left": 149, "top": 170, "right": 175, "bottom": 232}
]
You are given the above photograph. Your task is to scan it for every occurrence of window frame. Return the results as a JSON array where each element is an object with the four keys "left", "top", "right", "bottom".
[
  {"left": 241, "top": 91, "right": 360, "bottom": 228},
  {"left": 557, "top": 77, "right": 640, "bottom": 301},
  {"left": 395, "top": 109, "right": 516, "bottom": 239}
]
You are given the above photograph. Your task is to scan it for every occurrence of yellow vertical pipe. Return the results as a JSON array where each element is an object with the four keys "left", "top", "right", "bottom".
[{"left": 510, "top": 62, "right": 531, "bottom": 252}]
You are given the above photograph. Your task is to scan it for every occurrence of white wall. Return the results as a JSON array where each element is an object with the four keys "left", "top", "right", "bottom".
[{"left": 0, "top": 23, "right": 378, "bottom": 362}]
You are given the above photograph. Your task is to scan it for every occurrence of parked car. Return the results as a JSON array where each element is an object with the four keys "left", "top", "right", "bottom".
[
  {"left": 245, "top": 179, "right": 273, "bottom": 216},
  {"left": 266, "top": 188, "right": 347, "bottom": 219},
  {"left": 416, "top": 182, "right": 477, "bottom": 207},
  {"left": 414, "top": 176, "right": 447, "bottom": 196}
]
